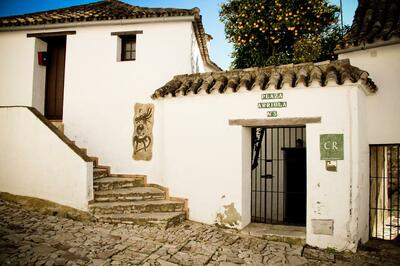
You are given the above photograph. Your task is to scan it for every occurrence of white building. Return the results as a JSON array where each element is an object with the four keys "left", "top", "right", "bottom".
[
  {"left": 0, "top": 0, "right": 219, "bottom": 224},
  {"left": 334, "top": 0, "right": 400, "bottom": 247},
  {"left": 0, "top": 0, "right": 399, "bottom": 252}
]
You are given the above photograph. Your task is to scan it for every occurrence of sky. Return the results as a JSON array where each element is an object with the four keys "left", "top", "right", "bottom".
[{"left": 0, "top": 0, "right": 358, "bottom": 70}]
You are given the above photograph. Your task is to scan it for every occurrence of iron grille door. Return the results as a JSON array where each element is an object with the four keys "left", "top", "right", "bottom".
[
  {"left": 370, "top": 144, "right": 400, "bottom": 240},
  {"left": 251, "top": 126, "right": 307, "bottom": 225}
]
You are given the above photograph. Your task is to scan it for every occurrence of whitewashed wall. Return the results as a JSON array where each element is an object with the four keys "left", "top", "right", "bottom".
[
  {"left": 32, "top": 38, "right": 47, "bottom": 113},
  {"left": 0, "top": 32, "right": 36, "bottom": 106},
  {"left": 0, "top": 19, "right": 207, "bottom": 187},
  {"left": 158, "top": 85, "right": 370, "bottom": 251},
  {"left": 338, "top": 44, "right": 400, "bottom": 245},
  {"left": 0, "top": 107, "right": 93, "bottom": 210},
  {"left": 191, "top": 29, "right": 205, "bottom": 73},
  {"left": 339, "top": 43, "right": 400, "bottom": 144},
  {"left": 62, "top": 20, "right": 195, "bottom": 185}
]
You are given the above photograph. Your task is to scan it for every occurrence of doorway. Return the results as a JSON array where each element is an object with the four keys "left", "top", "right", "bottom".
[
  {"left": 251, "top": 126, "right": 307, "bottom": 226},
  {"left": 43, "top": 36, "right": 66, "bottom": 120}
]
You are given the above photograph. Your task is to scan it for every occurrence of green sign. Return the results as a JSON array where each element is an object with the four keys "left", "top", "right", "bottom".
[
  {"left": 258, "top": 93, "right": 286, "bottom": 117},
  {"left": 258, "top": 101, "right": 287, "bottom": 109},
  {"left": 261, "top": 93, "right": 283, "bottom": 100},
  {"left": 320, "top": 134, "right": 344, "bottom": 160}
]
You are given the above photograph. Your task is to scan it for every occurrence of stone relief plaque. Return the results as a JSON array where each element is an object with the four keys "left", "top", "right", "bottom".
[{"left": 132, "top": 103, "right": 154, "bottom": 161}]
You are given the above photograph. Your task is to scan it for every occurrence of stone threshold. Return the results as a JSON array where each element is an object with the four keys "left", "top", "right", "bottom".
[{"left": 240, "top": 223, "right": 306, "bottom": 246}]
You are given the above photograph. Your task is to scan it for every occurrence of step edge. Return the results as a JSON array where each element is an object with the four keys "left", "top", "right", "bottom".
[
  {"left": 94, "top": 211, "right": 186, "bottom": 219},
  {"left": 94, "top": 176, "right": 145, "bottom": 183},
  {"left": 89, "top": 199, "right": 185, "bottom": 207},
  {"left": 94, "top": 187, "right": 165, "bottom": 195}
]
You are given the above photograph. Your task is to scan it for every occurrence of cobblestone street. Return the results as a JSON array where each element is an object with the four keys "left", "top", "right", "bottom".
[{"left": 1, "top": 198, "right": 399, "bottom": 266}]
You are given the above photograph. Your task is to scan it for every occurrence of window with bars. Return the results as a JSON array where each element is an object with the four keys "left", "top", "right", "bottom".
[{"left": 121, "top": 35, "right": 136, "bottom": 61}]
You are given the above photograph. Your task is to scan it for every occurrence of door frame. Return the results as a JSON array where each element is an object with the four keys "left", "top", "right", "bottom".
[
  {"left": 230, "top": 117, "right": 321, "bottom": 228},
  {"left": 250, "top": 126, "right": 307, "bottom": 225},
  {"left": 28, "top": 31, "right": 75, "bottom": 117},
  {"left": 43, "top": 35, "right": 67, "bottom": 120}
]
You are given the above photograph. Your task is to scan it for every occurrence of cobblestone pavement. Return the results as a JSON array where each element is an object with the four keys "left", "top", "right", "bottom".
[{"left": 0, "top": 199, "right": 399, "bottom": 266}]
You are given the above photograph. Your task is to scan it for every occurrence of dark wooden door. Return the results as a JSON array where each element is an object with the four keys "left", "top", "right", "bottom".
[
  {"left": 283, "top": 148, "right": 307, "bottom": 225},
  {"left": 44, "top": 36, "right": 66, "bottom": 120}
]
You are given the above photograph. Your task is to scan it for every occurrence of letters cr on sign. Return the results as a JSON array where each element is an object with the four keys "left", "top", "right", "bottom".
[{"left": 320, "top": 134, "right": 344, "bottom": 160}]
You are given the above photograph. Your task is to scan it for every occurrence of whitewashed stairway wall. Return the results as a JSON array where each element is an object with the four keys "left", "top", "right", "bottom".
[{"left": 15, "top": 106, "right": 187, "bottom": 228}]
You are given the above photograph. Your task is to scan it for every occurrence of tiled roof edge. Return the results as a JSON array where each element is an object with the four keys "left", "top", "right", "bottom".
[
  {"left": 335, "top": 36, "right": 400, "bottom": 54},
  {"left": 151, "top": 59, "right": 377, "bottom": 99},
  {"left": 0, "top": 1, "right": 195, "bottom": 24},
  {"left": 336, "top": 0, "right": 400, "bottom": 51},
  {"left": 191, "top": 9, "right": 222, "bottom": 71}
]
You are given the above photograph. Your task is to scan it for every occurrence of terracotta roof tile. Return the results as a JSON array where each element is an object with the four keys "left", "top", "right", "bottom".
[
  {"left": 337, "top": 0, "right": 400, "bottom": 50},
  {"left": 0, "top": 0, "right": 221, "bottom": 71},
  {"left": 0, "top": 1, "right": 193, "bottom": 26},
  {"left": 151, "top": 59, "right": 377, "bottom": 99}
]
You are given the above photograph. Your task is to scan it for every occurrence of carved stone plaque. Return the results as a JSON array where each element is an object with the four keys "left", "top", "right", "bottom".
[{"left": 132, "top": 103, "right": 154, "bottom": 161}]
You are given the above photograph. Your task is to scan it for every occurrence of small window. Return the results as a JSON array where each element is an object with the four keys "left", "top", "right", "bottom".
[
  {"left": 121, "top": 35, "right": 136, "bottom": 61},
  {"left": 111, "top": 30, "right": 142, "bottom": 62}
]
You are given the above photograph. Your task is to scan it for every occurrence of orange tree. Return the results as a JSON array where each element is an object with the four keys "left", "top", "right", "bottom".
[{"left": 220, "top": 0, "right": 341, "bottom": 68}]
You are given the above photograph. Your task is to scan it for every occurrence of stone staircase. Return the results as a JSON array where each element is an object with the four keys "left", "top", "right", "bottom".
[
  {"left": 47, "top": 120, "right": 187, "bottom": 228},
  {"left": 88, "top": 161, "right": 187, "bottom": 228}
]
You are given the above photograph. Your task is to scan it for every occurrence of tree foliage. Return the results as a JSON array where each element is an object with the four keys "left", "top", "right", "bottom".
[{"left": 220, "top": 0, "right": 341, "bottom": 69}]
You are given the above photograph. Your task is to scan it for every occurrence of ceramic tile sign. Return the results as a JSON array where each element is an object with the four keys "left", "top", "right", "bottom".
[
  {"left": 258, "top": 93, "right": 286, "bottom": 117},
  {"left": 132, "top": 103, "right": 154, "bottom": 161},
  {"left": 261, "top": 92, "right": 284, "bottom": 100},
  {"left": 320, "top": 134, "right": 344, "bottom": 160}
]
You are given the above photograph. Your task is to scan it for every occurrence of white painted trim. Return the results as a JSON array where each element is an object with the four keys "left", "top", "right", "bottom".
[
  {"left": 335, "top": 37, "right": 400, "bottom": 54},
  {"left": 0, "top": 16, "right": 195, "bottom": 32}
]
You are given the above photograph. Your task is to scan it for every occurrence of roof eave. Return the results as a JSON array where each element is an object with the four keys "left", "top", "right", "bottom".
[
  {"left": 151, "top": 59, "right": 378, "bottom": 100},
  {"left": 0, "top": 15, "right": 196, "bottom": 32},
  {"left": 335, "top": 37, "right": 400, "bottom": 55},
  {"left": 204, "top": 60, "right": 223, "bottom": 72},
  {"left": 191, "top": 14, "right": 222, "bottom": 72}
]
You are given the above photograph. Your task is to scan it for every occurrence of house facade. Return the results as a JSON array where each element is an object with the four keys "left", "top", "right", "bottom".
[
  {"left": 336, "top": 0, "right": 400, "bottom": 145},
  {"left": 152, "top": 59, "right": 377, "bottom": 251},
  {"left": 0, "top": 0, "right": 399, "bottom": 253},
  {"left": 0, "top": 0, "right": 219, "bottom": 213},
  {"left": 334, "top": 0, "right": 400, "bottom": 245}
]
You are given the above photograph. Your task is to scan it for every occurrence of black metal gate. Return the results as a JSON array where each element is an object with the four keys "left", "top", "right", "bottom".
[
  {"left": 370, "top": 144, "right": 400, "bottom": 240},
  {"left": 251, "top": 126, "right": 307, "bottom": 225}
]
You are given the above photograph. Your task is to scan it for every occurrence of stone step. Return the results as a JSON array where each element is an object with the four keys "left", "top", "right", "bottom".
[
  {"left": 94, "top": 212, "right": 186, "bottom": 228},
  {"left": 94, "top": 187, "right": 165, "bottom": 202},
  {"left": 89, "top": 156, "right": 99, "bottom": 166},
  {"left": 93, "top": 176, "right": 145, "bottom": 191},
  {"left": 89, "top": 199, "right": 185, "bottom": 215},
  {"left": 93, "top": 167, "right": 109, "bottom": 178}
]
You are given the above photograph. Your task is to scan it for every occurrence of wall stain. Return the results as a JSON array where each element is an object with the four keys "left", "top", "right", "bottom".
[{"left": 216, "top": 203, "right": 241, "bottom": 227}]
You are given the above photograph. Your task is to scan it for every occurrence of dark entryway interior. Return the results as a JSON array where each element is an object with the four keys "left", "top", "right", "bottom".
[
  {"left": 42, "top": 36, "right": 66, "bottom": 120},
  {"left": 370, "top": 144, "right": 400, "bottom": 241},
  {"left": 251, "top": 126, "right": 307, "bottom": 226}
]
